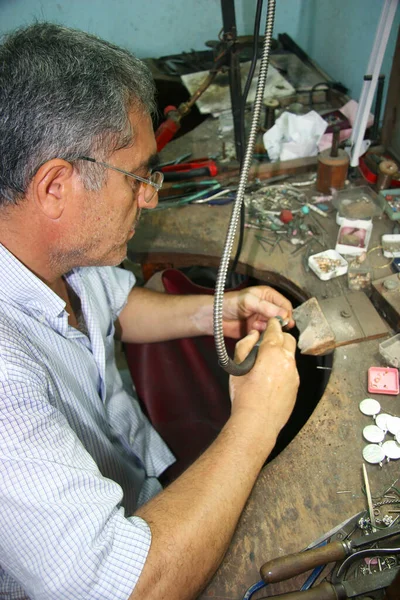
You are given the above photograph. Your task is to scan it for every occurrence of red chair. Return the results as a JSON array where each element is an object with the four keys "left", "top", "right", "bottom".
[{"left": 124, "top": 268, "right": 248, "bottom": 482}]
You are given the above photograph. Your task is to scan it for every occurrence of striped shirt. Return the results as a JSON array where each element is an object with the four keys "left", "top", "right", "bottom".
[{"left": 0, "top": 243, "right": 175, "bottom": 599}]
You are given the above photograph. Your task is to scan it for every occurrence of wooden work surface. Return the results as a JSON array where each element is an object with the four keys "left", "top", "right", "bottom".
[
  {"left": 129, "top": 198, "right": 400, "bottom": 598},
  {"left": 128, "top": 120, "right": 400, "bottom": 598}
]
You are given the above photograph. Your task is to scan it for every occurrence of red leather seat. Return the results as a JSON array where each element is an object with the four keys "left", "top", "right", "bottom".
[{"left": 124, "top": 269, "right": 247, "bottom": 482}]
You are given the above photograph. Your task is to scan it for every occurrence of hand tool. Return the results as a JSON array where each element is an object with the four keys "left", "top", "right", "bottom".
[
  {"left": 265, "top": 567, "right": 400, "bottom": 599},
  {"left": 259, "top": 513, "right": 400, "bottom": 599},
  {"left": 260, "top": 522, "right": 400, "bottom": 584},
  {"left": 242, "top": 513, "right": 364, "bottom": 600},
  {"left": 152, "top": 183, "right": 222, "bottom": 211},
  {"left": 161, "top": 158, "right": 218, "bottom": 181},
  {"left": 191, "top": 188, "right": 236, "bottom": 205}
]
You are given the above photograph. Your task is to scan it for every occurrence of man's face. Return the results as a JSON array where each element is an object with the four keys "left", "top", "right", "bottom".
[{"left": 58, "top": 109, "right": 158, "bottom": 269}]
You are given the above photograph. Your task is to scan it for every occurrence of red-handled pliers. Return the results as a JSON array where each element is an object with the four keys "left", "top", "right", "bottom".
[{"left": 161, "top": 158, "right": 218, "bottom": 181}]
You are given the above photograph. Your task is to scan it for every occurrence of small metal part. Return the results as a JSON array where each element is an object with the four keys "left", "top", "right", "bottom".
[
  {"left": 383, "top": 477, "right": 400, "bottom": 495},
  {"left": 387, "top": 415, "right": 400, "bottom": 435},
  {"left": 363, "top": 463, "right": 376, "bottom": 531},
  {"left": 374, "top": 498, "right": 400, "bottom": 508},
  {"left": 275, "top": 316, "right": 289, "bottom": 327},
  {"left": 363, "top": 424, "right": 386, "bottom": 444},
  {"left": 382, "top": 514, "right": 395, "bottom": 526},
  {"left": 376, "top": 413, "right": 391, "bottom": 432},
  {"left": 382, "top": 440, "right": 400, "bottom": 460},
  {"left": 359, "top": 398, "right": 381, "bottom": 417},
  {"left": 384, "top": 278, "right": 399, "bottom": 291},
  {"left": 363, "top": 443, "right": 385, "bottom": 464}
]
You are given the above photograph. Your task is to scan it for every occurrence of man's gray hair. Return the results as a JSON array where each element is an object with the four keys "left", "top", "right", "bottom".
[{"left": 0, "top": 22, "right": 157, "bottom": 205}]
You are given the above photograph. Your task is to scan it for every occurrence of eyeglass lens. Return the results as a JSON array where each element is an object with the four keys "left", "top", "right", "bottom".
[{"left": 143, "top": 172, "right": 163, "bottom": 203}]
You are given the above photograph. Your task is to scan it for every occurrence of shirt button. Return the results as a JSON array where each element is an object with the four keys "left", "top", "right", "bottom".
[{"left": 38, "top": 314, "right": 46, "bottom": 323}]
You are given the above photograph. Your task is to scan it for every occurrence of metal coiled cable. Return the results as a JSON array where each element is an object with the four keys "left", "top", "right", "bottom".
[{"left": 213, "top": 0, "right": 276, "bottom": 376}]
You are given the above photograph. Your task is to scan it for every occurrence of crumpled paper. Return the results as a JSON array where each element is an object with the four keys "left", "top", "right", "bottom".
[{"left": 263, "top": 110, "right": 327, "bottom": 161}]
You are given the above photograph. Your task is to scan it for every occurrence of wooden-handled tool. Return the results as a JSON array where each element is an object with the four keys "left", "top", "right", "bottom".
[
  {"left": 260, "top": 540, "right": 347, "bottom": 583},
  {"left": 258, "top": 569, "right": 400, "bottom": 599},
  {"left": 259, "top": 525, "right": 400, "bottom": 598}
]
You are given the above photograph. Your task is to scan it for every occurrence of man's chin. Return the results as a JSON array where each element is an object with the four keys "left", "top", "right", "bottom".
[{"left": 99, "top": 244, "right": 128, "bottom": 267}]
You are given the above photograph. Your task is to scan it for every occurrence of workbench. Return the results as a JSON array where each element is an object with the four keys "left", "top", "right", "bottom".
[{"left": 128, "top": 123, "right": 400, "bottom": 599}]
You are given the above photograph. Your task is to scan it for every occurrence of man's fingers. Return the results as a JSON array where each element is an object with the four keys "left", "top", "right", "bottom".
[
  {"left": 259, "top": 316, "right": 284, "bottom": 347},
  {"left": 234, "top": 330, "right": 260, "bottom": 363},
  {"left": 282, "top": 332, "right": 297, "bottom": 356},
  {"left": 259, "top": 318, "right": 297, "bottom": 358}
]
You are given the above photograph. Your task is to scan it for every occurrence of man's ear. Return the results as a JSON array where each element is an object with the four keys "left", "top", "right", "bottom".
[{"left": 30, "top": 159, "right": 75, "bottom": 219}]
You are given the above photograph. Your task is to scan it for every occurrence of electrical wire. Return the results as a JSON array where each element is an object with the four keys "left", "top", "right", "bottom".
[{"left": 213, "top": 0, "right": 276, "bottom": 376}]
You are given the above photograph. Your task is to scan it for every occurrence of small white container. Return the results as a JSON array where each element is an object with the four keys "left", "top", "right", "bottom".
[
  {"left": 336, "top": 212, "right": 372, "bottom": 226},
  {"left": 382, "top": 234, "right": 400, "bottom": 258},
  {"left": 335, "top": 218, "right": 373, "bottom": 256},
  {"left": 308, "top": 249, "right": 348, "bottom": 281}
]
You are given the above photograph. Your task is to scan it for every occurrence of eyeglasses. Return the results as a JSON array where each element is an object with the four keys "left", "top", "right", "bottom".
[{"left": 75, "top": 156, "right": 164, "bottom": 204}]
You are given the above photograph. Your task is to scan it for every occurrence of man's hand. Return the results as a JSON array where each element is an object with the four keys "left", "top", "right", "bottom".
[
  {"left": 131, "top": 320, "right": 299, "bottom": 600},
  {"left": 221, "top": 286, "right": 295, "bottom": 339},
  {"left": 229, "top": 318, "right": 299, "bottom": 439}
]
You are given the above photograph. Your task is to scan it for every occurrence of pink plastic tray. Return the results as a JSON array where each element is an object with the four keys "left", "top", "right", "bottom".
[{"left": 368, "top": 366, "right": 399, "bottom": 395}]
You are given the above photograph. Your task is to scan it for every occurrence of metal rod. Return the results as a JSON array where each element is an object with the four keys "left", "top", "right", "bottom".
[
  {"left": 221, "top": 0, "right": 244, "bottom": 162},
  {"left": 363, "top": 463, "right": 377, "bottom": 531}
]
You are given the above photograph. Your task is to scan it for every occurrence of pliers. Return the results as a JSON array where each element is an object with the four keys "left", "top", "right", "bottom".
[
  {"left": 258, "top": 517, "right": 400, "bottom": 599},
  {"left": 161, "top": 158, "right": 218, "bottom": 181}
]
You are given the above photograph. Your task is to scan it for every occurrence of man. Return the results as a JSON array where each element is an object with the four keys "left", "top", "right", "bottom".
[{"left": 0, "top": 23, "right": 299, "bottom": 600}]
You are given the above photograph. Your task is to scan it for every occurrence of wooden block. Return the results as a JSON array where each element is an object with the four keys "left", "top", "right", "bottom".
[
  {"left": 293, "top": 293, "right": 389, "bottom": 355},
  {"left": 293, "top": 297, "right": 336, "bottom": 355},
  {"left": 320, "top": 292, "right": 389, "bottom": 347}
]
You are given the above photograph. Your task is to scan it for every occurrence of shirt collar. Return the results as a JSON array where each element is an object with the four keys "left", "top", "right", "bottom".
[{"left": 0, "top": 243, "right": 71, "bottom": 318}]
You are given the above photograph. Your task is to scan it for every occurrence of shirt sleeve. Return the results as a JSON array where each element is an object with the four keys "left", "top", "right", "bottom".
[
  {"left": 92, "top": 265, "right": 136, "bottom": 323},
  {"left": 0, "top": 371, "right": 151, "bottom": 600}
]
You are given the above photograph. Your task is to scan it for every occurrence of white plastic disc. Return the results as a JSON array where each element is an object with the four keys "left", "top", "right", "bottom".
[
  {"left": 382, "top": 440, "right": 400, "bottom": 460},
  {"left": 362, "top": 444, "right": 386, "bottom": 464},
  {"left": 387, "top": 416, "right": 400, "bottom": 436},
  {"left": 376, "top": 413, "right": 391, "bottom": 432},
  {"left": 363, "top": 424, "right": 385, "bottom": 443},
  {"left": 396, "top": 431, "right": 400, "bottom": 444},
  {"left": 359, "top": 398, "right": 381, "bottom": 417}
]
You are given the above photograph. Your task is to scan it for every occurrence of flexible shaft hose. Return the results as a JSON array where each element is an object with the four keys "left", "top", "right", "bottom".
[{"left": 213, "top": 0, "right": 276, "bottom": 376}]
